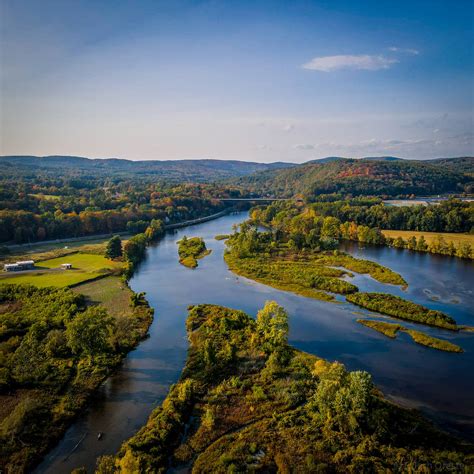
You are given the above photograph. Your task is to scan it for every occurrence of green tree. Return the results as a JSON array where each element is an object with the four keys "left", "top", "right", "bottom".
[
  {"left": 429, "top": 235, "right": 447, "bottom": 254},
  {"left": 66, "top": 307, "right": 113, "bottom": 358},
  {"left": 105, "top": 235, "right": 122, "bottom": 259},
  {"left": 321, "top": 216, "right": 341, "bottom": 240},
  {"left": 12, "top": 322, "right": 50, "bottom": 384},
  {"left": 456, "top": 242, "right": 472, "bottom": 259},
  {"left": 416, "top": 235, "right": 428, "bottom": 251},
  {"left": 407, "top": 236, "right": 417, "bottom": 250},
  {"left": 123, "top": 234, "right": 148, "bottom": 264},
  {"left": 145, "top": 219, "right": 164, "bottom": 241},
  {"left": 256, "top": 301, "right": 289, "bottom": 352}
]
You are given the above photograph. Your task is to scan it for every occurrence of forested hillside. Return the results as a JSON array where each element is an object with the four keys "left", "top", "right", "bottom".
[
  {"left": 234, "top": 158, "right": 474, "bottom": 198},
  {"left": 0, "top": 156, "right": 293, "bottom": 182}
]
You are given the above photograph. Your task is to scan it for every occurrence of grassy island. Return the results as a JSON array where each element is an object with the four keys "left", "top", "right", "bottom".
[
  {"left": 347, "top": 293, "right": 457, "bottom": 330},
  {"left": 223, "top": 226, "right": 406, "bottom": 301},
  {"left": 214, "top": 234, "right": 230, "bottom": 241},
  {"left": 404, "top": 329, "right": 463, "bottom": 353},
  {"left": 98, "top": 303, "right": 472, "bottom": 472},
  {"left": 0, "top": 283, "right": 153, "bottom": 473},
  {"left": 178, "top": 236, "right": 211, "bottom": 268},
  {"left": 357, "top": 319, "right": 463, "bottom": 353},
  {"left": 357, "top": 319, "right": 402, "bottom": 338}
]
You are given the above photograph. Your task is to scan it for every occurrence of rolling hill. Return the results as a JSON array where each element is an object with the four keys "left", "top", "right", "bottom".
[
  {"left": 0, "top": 155, "right": 294, "bottom": 182},
  {"left": 234, "top": 157, "right": 474, "bottom": 198}
]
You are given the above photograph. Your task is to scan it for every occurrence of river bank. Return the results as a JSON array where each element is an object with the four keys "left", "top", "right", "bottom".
[{"left": 35, "top": 212, "right": 474, "bottom": 473}]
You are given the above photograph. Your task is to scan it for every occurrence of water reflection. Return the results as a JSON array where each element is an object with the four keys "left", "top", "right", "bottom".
[{"left": 36, "top": 213, "right": 474, "bottom": 473}]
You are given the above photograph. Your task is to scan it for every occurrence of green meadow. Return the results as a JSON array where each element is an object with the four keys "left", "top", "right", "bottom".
[{"left": 0, "top": 253, "right": 121, "bottom": 288}]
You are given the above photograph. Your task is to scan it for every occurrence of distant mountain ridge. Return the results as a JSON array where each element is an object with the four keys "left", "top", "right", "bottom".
[
  {"left": 1, "top": 155, "right": 472, "bottom": 194},
  {"left": 0, "top": 155, "right": 295, "bottom": 182}
]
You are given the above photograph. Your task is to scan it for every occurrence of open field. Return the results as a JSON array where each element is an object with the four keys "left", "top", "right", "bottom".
[
  {"left": 382, "top": 230, "right": 474, "bottom": 246},
  {"left": 0, "top": 253, "right": 121, "bottom": 288},
  {"left": 72, "top": 276, "right": 133, "bottom": 317}
]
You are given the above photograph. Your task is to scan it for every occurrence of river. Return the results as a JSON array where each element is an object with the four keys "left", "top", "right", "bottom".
[{"left": 36, "top": 212, "right": 474, "bottom": 473}]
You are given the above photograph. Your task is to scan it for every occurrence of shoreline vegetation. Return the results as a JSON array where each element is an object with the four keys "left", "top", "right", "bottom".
[
  {"left": 223, "top": 222, "right": 463, "bottom": 353},
  {"left": 178, "top": 236, "right": 211, "bottom": 268},
  {"left": 382, "top": 229, "right": 474, "bottom": 248},
  {"left": 249, "top": 199, "right": 473, "bottom": 260},
  {"left": 0, "top": 282, "right": 154, "bottom": 473},
  {"left": 356, "top": 319, "right": 463, "bottom": 353},
  {"left": 0, "top": 225, "right": 165, "bottom": 472},
  {"left": 96, "top": 303, "right": 473, "bottom": 472},
  {"left": 347, "top": 293, "right": 458, "bottom": 330},
  {"left": 224, "top": 225, "right": 406, "bottom": 302}
]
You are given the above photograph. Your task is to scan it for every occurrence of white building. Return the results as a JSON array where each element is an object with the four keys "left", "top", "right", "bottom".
[{"left": 3, "top": 260, "right": 35, "bottom": 272}]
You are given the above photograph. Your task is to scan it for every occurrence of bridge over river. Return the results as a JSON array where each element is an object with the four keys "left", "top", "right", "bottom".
[{"left": 217, "top": 197, "right": 292, "bottom": 202}]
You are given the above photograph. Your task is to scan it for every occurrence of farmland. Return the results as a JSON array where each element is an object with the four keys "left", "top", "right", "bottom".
[
  {"left": 72, "top": 276, "right": 133, "bottom": 318},
  {"left": 0, "top": 253, "right": 121, "bottom": 288},
  {"left": 382, "top": 230, "right": 474, "bottom": 247}
]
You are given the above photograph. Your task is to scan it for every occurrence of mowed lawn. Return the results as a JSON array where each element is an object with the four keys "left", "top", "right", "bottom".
[
  {"left": 0, "top": 253, "right": 122, "bottom": 288},
  {"left": 72, "top": 276, "right": 133, "bottom": 317},
  {"left": 382, "top": 230, "right": 474, "bottom": 246}
]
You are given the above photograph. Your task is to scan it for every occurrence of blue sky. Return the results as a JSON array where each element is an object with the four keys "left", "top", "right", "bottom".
[{"left": 1, "top": 0, "right": 473, "bottom": 161}]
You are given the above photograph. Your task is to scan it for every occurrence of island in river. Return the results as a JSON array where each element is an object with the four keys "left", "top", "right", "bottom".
[
  {"left": 178, "top": 236, "right": 212, "bottom": 268},
  {"left": 224, "top": 224, "right": 465, "bottom": 353}
]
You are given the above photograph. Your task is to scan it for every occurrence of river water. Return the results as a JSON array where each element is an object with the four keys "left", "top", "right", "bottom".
[{"left": 36, "top": 212, "right": 474, "bottom": 473}]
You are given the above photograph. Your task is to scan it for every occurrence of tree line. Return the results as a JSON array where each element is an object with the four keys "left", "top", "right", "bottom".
[{"left": 250, "top": 201, "right": 473, "bottom": 259}]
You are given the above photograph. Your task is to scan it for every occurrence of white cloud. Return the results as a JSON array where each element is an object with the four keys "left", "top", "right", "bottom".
[
  {"left": 302, "top": 54, "right": 398, "bottom": 72},
  {"left": 283, "top": 123, "right": 295, "bottom": 132},
  {"left": 294, "top": 143, "right": 315, "bottom": 150},
  {"left": 389, "top": 46, "right": 420, "bottom": 55}
]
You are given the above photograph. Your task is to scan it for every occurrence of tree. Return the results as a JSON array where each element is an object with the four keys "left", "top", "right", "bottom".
[
  {"left": 66, "top": 307, "right": 113, "bottom": 358},
  {"left": 416, "top": 235, "right": 428, "bottom": 251},
  {"left": 429, "top": 235, "right": 447, "bottom": 254},
  {"left": 407, "top": 236, "right": 417, "bottom": 250},
  {"left": 256, "top": 301, "right": 289, "bottom": 352},
  {"left": 145, "top": 219, "right": 164, "bottom": 241},
  {"left": 456, "top": 242, "right": 472, "bottom": 259},
  {"left": 105, "top": 235, "right": 122, "bottom": 259},
  {"left": 321, "top": 216, "right": 341, "bottom": 240},
  {"left": 393, "top": 236, "right": 405, "bottom": 249},
  {"left": 123, "top": 234, "right": 147, "bottom": 264}
]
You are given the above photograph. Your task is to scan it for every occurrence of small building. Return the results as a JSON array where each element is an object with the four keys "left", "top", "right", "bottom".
[
  {"left": 4, "top": 263, "right": 21, "bottom": 272},
  {"left": 4, "top": 260, "right": 35, "bottom": 272},
  {"left": 61, "top": 263, "right": 73, "bottom": 270}
]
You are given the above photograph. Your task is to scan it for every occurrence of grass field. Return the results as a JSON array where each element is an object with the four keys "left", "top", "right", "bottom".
[
  {"left": 382, "top": 230, "right": 474, "bottom": 246},
  {"left": 0, "top": 253, "right": 121, "bottom": 288},
  {"left": 72, "top": 276, "right": 133, "bottom": 317}
]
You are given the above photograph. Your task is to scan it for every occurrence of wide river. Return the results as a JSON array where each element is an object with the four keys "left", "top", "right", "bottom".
[{"left": 37, "top": 212, "right": 474, "bottom": 473}]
